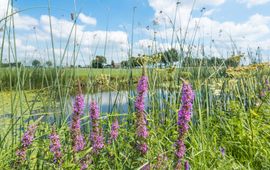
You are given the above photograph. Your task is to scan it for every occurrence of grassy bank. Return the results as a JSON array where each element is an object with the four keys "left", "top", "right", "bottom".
[{"left": 0, "top": 65, "right": 269, "bottom": 169}]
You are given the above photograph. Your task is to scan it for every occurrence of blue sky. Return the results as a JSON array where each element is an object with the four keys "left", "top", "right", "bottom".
[
  {"left": 11, "top": 0, "right": 270, "bottom": 28},
  {"left": 13, "top": 0, "right": 154, "bottom": 30},
  {"left": 1, "top": 0, "right": 270, "bottom": 65}
]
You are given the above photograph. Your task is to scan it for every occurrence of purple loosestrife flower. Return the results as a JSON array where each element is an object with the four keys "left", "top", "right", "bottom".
[
  {"left": 175, "top": 82, "right": 194, "bottom": 169},
  {"left": 80, "top": 162, "right": 88, "bottom": 170},
  {"left": 138, "top": 142, "right": 148, "bottom": 154},
  {"left": 135, "top": 76, "right": 148, "bottom": 113},
  {"left": 16, "top": 124, "right": 37, "bottom": 161},
  {"left": 184, "top": 161, "right": 190, "bottom": 170},
  {"left": 49, "top": 128, "right": 62, "bottom": 164},
  {"left": 137, "top": 123, "right": 149, "bottom": 139},
  {"left": 220, "top": 147, "right": 225, "bottom": 157},
  {"left": 79, "top": 155, "right": 91, "bottom": 170},
  {"left": 135, "top": 75, "right": 149, "bottom": 154},
  {"left": 154, "top": 153, "right": 168, "bottom": 169},
  {"left": 110, "top": 119, "right": 119, "bottom": 141},
  {"left": 260, "top": 89, "right": 266, "bottom": 97},
  {"left": 175, "top": 140, "right": 186, "bottom": 159},
  {"left": 70, "top": 95, "right": 85, "bottom": 152},
  {"left": 90, "top": 101, "right": 104, "bottom": 153},
  {"left": 137, "top": 76, "right": 148, "bottom": 94}
]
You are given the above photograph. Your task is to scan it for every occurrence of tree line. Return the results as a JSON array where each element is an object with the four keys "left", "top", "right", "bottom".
[{"left": 0, "top": 48, "right": 242, "bottom": 68}]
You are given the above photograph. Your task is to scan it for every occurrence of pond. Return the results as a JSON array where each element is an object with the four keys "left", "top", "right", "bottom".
[
  {"left": 0, "top": 88, "right": 180, "bottom": 129},
  {"left": 82, "top": 89, "right": 176, "bottom": 115}
]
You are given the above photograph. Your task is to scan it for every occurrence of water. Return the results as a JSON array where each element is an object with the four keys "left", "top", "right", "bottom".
[
  {"left": 1, "top": 89, "right": 178, "bottom": 126},
  {"left": 82, "top": 89, "right": 175, "bottom": 115},
  {"left": 84, "top": 90, "right": 134, "bottom": 114}
]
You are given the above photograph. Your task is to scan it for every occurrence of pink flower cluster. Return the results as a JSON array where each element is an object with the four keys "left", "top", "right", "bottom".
[
  {"left": 49, "top": 128, "right": 62, "bottom": 164},
  {"left": 16, "top": 124, "right": 37, "bottom": 161},
  {"left": 90, "top": 101, "right": 104, "bottom": 153},
  {"left": 135, "top": 76, "right": 149, "bottom": 154},
  {"left": 176, "top": 82, "right": 194, "bottom": 169},
  {"left": 70, "top": 95, "right": 85, "bottom": 152},
  {"left": 110, "top": 119, "right": 119, "bottom": 141}
]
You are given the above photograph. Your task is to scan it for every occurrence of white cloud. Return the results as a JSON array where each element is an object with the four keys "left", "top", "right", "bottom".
[
  {"left": 148, "top": 0, "right": 225, "bottom": 18},
  {"left": 34, "top": 15, "right": 128, "bottom": 49},
  {"left": 145, "top": 0, "right": 270, "bottom": 60},
  {"left": 14, "top": 14, "right": 128, "bottom": 64},
  {"left": 78, "top": 13, "right": 97, "bottom": 26},
  {"left": 2, "top": 0, "right": 270, "bottom": 65},
  {"left": 0, "top": 0, "right": 38, "bottom": 30},
  {"left": 0, "top": 0, "right": 10, "bottom": 19},
  {"left": 14, "top": 14, "right": 39, "bottom": 30},
  {"left": 198, "top": 0, "right": 226, "bottom": 6},
  {"left": 238, "top": 0, "right": 270, "bottom": 8},
  {"left": 40, "top": 15, "right": 86, "bottom": 38},
  {"left": 203, "top": 9, "right": 216, "bottom": 16}
]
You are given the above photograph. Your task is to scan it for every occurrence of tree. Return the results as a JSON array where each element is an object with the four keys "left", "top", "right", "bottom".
[
  {"left": 45, "top": 61, "right": 53, "bottom": 67},
  {"left": 162, "top": 48, "right": 179, "bottom": 65},
  {"left": 91, "top": 55, "right": 107, "bottom": 68},
  {"left": 225, "top": 55, "right": 242, "bottom": 67},
  {"left": 32, "top": 59, "right": 41, "bottom": 67},
  {"left": 121, "top": 61, "right": 128, "bottom": 68},
  {"left": 128, "top": 57, "right": 141, "bottom": 67},
  {"left": 111, "top": 60, "right": 115, "bottom": 68}
]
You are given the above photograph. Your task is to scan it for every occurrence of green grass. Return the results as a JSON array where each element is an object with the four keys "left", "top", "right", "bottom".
[
  {"left": 71, "top": 68, "right": 142, "bottom": 77},
  {"left": 0, "top": 66, "right": 269, "bottom": 169}
]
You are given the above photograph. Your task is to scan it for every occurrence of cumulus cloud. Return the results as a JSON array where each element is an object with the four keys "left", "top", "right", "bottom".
[
  {"left": 200, "top": 0, "right": 226, "bottom": 6},
  {"left": 14, "top": 14, "right": 39, "bottom": 30},
  {"left": 78, "top": 13, "right": 97, "bottom": 26},
  {"left": 37, "top": 15, "right": 128, "bottom": 49},
  {"left": 148, "top": 0, "right": 225, "bottom": 18},
  {"left": 144, "top": 0, "right": 270, "bottom": 60},
  {"left": 0, "top": 0, "right": 130, "bottom": 65},
  {"left": 1, "top": 11, "right": 129, "bottom": 64},
  {"left": 0, "top": 0, "right": 38, "bottom": 31},
  {"left": 203, "top": 9, "right": 216, "bottom": 16},
  {"left": 0, "top": 0, "right": 10, "bottom": 19},
  {"left": 2, "top": 0, "right": 270, "bottom": 65},
  {"left": 237, "top": 0, "right": 270, "bottom": 8}
]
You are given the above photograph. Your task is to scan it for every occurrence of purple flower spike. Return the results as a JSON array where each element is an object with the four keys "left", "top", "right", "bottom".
[
  {"left": 49, "top": 128, "right": 62, "bottom": 164},
  {"left": 135, "top": 95, "right": 145, "bottom": 113},
  {"left": 80, "top": 162, "right": 88, "bottom": 170},
  {"left": 90, "top": 101, "right": 104, "bottom": 154},
  {"left": 175, "top": 140, "right": 186, "bottom": 159},
  {"left": 110, "top": 119, "right": 119, "bottom": 141},
  {"left": 90, "top": 101, "right": 100, "bottom": 120},
  {"left": 70, "top": 95, "right": 85, "bottom": 153},
  {"left": 184, "top": 161, "right": 190, "bottom": 170},
  {"left": 73, "top": 95, "right": 84, "bottom": 114},
  {"left": 16, "top": 124, "right": 37, "bottom": 161},
  {"left": 137, "top": 76, "right": 148, "bottom": 94},
  {"left": 138, "top": 143, "right": 148, "bottom": 154},
  {"left": 175, "top": 82, "right": 194, "bottom": 168},
  {"left": 135, "top": 75, "right": 149, "bottom": 155}
]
